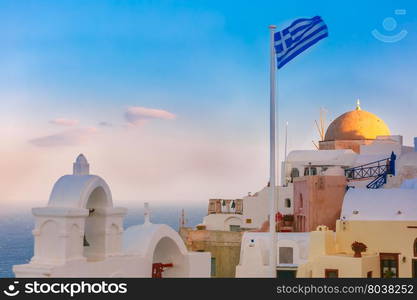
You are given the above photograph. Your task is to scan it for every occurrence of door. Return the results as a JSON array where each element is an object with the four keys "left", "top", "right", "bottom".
[
  {"left": 380, "top": 253, "right": 399, "bottom": 278},
  {"left": 325, "top": 269, "right": 339, "bottom": 278},
  {"left": 413, "top": 259, "right": 417, "bottom": 278},
  {"left": 277, "top": 269, "right": 297, "bottom": 278}
]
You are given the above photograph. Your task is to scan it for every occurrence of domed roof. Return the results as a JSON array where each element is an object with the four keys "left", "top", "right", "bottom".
[{"left": 324, "top": 101, "right": 390, "bottom": 141}]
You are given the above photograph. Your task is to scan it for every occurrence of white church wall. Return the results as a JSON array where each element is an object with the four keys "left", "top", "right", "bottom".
[{"left": 14, "top": 155, "right": 210, "bottom": 278}]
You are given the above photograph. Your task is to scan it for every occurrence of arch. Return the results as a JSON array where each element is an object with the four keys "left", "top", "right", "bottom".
[
  {"left": 105, "top": 224, "right": 121, "bottom": 256},
  {"left": 83, "top": 186, "right": 112, "bottom": 261},
  {"left": 224, "top": 216, "right": 243, "bottom": 231},
  {"left": 48, "top": 175, "right": 113, "bottom": 209},
  {"left": 123, "top": 224, "right": 188, "bottom": 258},
  {"left": 37, "top": 220, "right": 60, "bottom": 263},
  {"left": 86, "top": 186, "right": 109, "bottom": 209},
  {"left": 152, "top": 236, "right": 186, "bottom": 277},
  {"left": 68, "top": 224, "right": 83, "bottom": 259}
]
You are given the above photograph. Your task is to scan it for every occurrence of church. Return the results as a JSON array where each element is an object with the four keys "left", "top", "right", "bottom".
[
  {"left": 13, "top": 155, "right": 210, "bottom": 278},
  {"left": 12, "top": 101, "right": 417, "bottom": 278},
  {"left": 188, "top": 101, "right": 417, "bottom": 278}
]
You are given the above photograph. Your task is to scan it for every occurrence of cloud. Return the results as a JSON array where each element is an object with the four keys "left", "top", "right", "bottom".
[
  {"left": 49, "top": 118, "right": 79, "bottom": 127},
  {"left": 125, "top": 106, "right": 176, "bottom": 126},
  {"left": 29, "top": 127, "right": 97, "bottom": 147}
]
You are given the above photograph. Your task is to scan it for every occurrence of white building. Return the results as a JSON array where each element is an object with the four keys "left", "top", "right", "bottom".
[
  {"left": 235, "top": 232, "right": 310, "bottom": 278},
  {"left": 13, "top": 155, "right": 210, "bottom": 278}
]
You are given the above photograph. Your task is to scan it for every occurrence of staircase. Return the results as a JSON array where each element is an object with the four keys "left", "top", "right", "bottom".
[{"left": 344, "top": 152, "right": 396, "bottom": 189}]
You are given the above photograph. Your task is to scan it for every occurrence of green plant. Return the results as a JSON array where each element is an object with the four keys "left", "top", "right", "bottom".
[{"left": 383, "top": 269, "right": 395, "bottom": 278}]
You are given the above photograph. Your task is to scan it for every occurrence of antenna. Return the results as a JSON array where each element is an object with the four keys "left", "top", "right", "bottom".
[
  {"left": 284, "top": 121, "right": 288, "bottom": 161},
  {"left": 179, "top": 209, "right": 187, "bottom": 229},
  {"left": 313, "top": 107, "right": 327, "bottom": 148}
]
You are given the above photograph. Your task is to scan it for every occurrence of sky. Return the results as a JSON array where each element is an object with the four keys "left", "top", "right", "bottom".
[{"left": 1, "top": 0, "right": 417, "bottom": 212}]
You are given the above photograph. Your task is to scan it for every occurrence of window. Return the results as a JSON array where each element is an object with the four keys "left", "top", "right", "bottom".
[
  {"left": 299, "top": 194, "right": 303, "bottom": 208},
  {"left": 285, "top": 198, "right": 291, "bottom": 208},
  {"left": 414, "top": 238, "right": 417, "bottom": 257},
  {"left": 380, "top": 253, "right": 399, "bottom": 278},
  {"left": 279, "top": 247, "right": 294, "bottom": 264},
  {"left": 211, "top": 257, "right": 216, "bottom": 277},
  {"left": 325, "top": 269, "right": 339, "bottom": 278},
  {"left": 304, "top": 167, "right": 317, "bottom": 176},
  {"left": 367, "top": 271, "right": 373, "bottom": 278},
  {"left": 276, "top": 270, "right": 296, "bottom": 278},
  {"left": 229, "top": 225, "right": 241, "bottom": 232},
  {"left": 246, "top": 218, "right": 252, "bottom": 224},
  {"left": 290, "top": 168, "right": 299, "bottom": 182}
]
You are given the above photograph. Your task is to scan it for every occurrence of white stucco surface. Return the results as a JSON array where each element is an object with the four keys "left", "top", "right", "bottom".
[
  {"left": 287, "top": 149, "right": 357, "bottom": 166},
  {"left": 341, "top": 188, "right": 417, "bottom": 221},
  {"left": 235, "top": 232, "right": 310, "bottom": 278},
  {"left": 13, "top": 155, "right": 210, "bottom": 278}
]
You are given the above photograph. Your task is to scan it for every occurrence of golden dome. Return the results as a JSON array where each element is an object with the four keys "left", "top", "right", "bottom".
[{"left": 324, "top": 101, "right": 390, "bottom": 141}]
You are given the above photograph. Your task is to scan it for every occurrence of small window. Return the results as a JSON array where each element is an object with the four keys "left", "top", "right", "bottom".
[
  {"left": 304, "top": 167, "right": 317, "bottom": 176},
  {"left": 279, "top": 247, "right": 294, "bottom": 264},
  {"left": 229, "top": 225, "right": 241, "bottom": 232},
  {"left": 367, "top": 271, "right": 373, "bottom": 278},
  {"left": 285, "top": 198, "right": 291, "bottom": 208},
  {"left": 299, "top": 194, "right": 303, "bottom": 208},
  {"left": 246, "top": 218, "right": 252, "bottom": 224},
  {"left": 325, "top": 269, "right": 339, "bottom": 278},
  {"left": 290, "top": 168, "right": 299, "bottom": 182},
  {"left": 211, "top": 257, "right": 216, "bottom": 277},
  {"left": 414, "top": 238, "right": 417, "bottom": 257}
]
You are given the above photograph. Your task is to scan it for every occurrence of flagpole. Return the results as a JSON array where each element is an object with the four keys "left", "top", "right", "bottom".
[{"left": 268, "top": 24, "right": 277, "bottom": 278}]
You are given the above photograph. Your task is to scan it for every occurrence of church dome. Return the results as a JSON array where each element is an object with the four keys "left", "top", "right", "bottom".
[{"left": 324, "top": 101, "right": 390, "bottom": 141}]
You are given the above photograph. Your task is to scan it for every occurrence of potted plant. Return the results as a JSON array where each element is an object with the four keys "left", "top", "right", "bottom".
[
  {"left": 283, "top": 214, "right": 294, "bottom": 226},
  {"left": 383, "top": 269, "right": 395, "bottom": 278},
  {"left": 196, "top": 224, "right": 206, "bottom": 230},
  {"left": 351, "top": 241, "right": 367, "bottom": 257}
]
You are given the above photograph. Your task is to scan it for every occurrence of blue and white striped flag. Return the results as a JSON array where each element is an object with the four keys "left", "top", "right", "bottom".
[{"left": 274, "top": 16, "right": 328, "bottom": 69}]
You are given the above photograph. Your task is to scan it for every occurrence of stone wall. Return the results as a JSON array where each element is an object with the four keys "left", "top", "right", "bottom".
[{"left": 179, "top": 228, "right": 242, "bottom": 278}]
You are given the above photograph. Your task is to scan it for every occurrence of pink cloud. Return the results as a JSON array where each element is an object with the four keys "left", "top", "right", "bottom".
[
  {"left": 29, "top": 127, "right": 97, "bottom": 147},
  {"left": 49, "top": 118, "right": 79, "bottom": 127},
  {"left": 125, "top": 106, "right": 176, "bottom": 126}
]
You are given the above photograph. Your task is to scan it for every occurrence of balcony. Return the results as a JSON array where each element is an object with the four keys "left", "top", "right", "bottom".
[{"left": 207, "top": 199, "right": 243, "bottom": 215}]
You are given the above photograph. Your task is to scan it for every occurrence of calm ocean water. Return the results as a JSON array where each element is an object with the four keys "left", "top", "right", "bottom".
[{"left": 0, "top": 205, "right": 206, "bottom": 278}]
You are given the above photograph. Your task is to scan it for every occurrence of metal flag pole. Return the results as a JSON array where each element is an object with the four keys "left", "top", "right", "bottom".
[{"left": 268, "top": 24, "right": 277, "bottom": 278}]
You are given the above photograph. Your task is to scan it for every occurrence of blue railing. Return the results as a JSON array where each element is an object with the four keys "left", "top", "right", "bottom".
[
  {"left": 366, "top": 174, "right": 387, "bottom": 189},
  {"left": 344, "top": 152, "right": 396, "bottom": 189}
]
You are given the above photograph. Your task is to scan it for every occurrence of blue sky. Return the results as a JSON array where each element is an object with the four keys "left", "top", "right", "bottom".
[{"left": 1, "top": 0, "right": 417, "bottom": 209}]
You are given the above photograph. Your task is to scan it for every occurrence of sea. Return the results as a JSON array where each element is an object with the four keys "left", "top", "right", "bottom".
[{"left": 0, "top": 205, "right": 206, "bottom": 278}]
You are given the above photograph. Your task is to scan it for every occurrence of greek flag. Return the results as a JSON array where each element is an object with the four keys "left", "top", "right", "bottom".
[{"left": 274, "top": 16, "right": 328, "bottom": 69}]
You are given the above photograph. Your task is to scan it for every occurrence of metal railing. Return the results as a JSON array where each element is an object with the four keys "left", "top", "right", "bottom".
[
  {"left": 366, "top": 174, "right": 387, "bottom": 189},
  {"left": 345, "top": 158, "right": 390, "bottom": 180}
]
